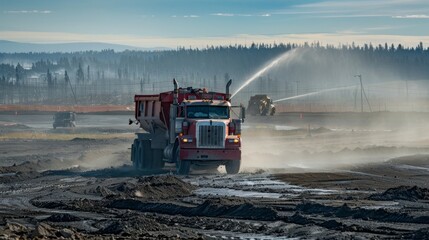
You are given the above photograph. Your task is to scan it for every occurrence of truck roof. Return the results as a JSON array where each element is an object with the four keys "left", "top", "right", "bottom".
[
  {"left": 135, "top": 88, "right": 230, "bottom": 104},
  {"left": 182, "top": 100, "right": 231, "bottom": 107}
]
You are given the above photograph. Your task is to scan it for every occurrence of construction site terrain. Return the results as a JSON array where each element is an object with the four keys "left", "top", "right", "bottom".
[{"left": 1, "top": 112, "right": 429, "bottom": 239}]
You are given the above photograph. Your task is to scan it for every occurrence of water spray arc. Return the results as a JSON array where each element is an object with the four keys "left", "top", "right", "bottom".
[
  {"left": 273, "top": 85, "right": 358, "bottom": 103},
  {"left": 231, "top": 49, "right": 300, "bottom": 99}
]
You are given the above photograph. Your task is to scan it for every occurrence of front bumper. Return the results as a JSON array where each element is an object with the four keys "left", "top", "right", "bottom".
[{"left": 180, "top": 148, "right": 241, "bottom": 161}]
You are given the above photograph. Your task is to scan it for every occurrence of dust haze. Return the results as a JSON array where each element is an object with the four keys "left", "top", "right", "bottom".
[
  {"left": 226, "top": 46, "right": 429, "bottom": 173},
  {"left": 241, "top": 112, "right": 429, "bottom": 172},
  {"left": 2, "top": 43, "right": 429, "bottom": 239}
]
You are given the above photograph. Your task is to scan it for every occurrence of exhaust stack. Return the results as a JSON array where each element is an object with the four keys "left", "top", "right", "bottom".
[
  {"left": 170, "top": 78, "right": 179, "bottom": 144},
  {"left": 226, "top": 79, "right": 232, "bottom": 101},
  {"left": 173, "top": 78, "right": 178, "bottom": 105}
]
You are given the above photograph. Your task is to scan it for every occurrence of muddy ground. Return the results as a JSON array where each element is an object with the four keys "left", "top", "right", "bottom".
[{"left": 1, "top": 112, "right": 429, "bottom": 239}]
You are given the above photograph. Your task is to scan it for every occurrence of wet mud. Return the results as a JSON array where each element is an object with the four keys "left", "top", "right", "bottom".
[{"left": 1, "top": 113, "right": 429, "bottom": 239}]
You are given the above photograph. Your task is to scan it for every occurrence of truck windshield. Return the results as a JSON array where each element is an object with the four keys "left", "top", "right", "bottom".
[{"left": 187, "top": 106, "right": 229, "bottom": 119}]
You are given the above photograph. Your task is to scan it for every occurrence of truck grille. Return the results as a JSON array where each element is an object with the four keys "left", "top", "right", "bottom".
[{"left": 197, "top": 124, "right": 225, "bottom": 148}]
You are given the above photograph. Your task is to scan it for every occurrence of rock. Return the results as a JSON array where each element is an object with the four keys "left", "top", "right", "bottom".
[
  {"left": 60, "top": 228, "right": 74, "bottom": 238},
  {"left": 6, "top": 222, "right": 28, "bottom": 233},
  {"left": 32, "top": 223, "right": 56, "bottom": 237},
  {"left": 369, "top": 186, "right": 429, "bottom": 201}
]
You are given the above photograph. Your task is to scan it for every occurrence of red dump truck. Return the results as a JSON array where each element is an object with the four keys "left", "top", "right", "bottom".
[{"left": 130, "top": 79, "right": 245, "bottom": 175}]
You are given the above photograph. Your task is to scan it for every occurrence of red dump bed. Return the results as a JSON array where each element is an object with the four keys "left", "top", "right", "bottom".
[{"left": 134, "top": 89, "right": 229, "bottom": 131}]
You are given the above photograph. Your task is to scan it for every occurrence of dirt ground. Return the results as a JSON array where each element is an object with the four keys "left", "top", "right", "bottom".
[{"left": 1, "top": 112, "right": 429, "bottom": 239}]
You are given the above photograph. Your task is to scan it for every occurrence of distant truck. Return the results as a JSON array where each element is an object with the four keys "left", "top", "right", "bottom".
[
  {"left": 53, "top": 112, "right": 76, "bottom": 129},
  {"left": 130, "top": 79, "right": 245, "bottom": 175},
  {"left": 247, "top": 95, "right": 276, "bottom": 116}
]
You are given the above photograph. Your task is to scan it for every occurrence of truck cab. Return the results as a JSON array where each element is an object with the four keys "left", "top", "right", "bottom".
[{"left": 175, "top": 100, "right": 242, "bottom": 174}]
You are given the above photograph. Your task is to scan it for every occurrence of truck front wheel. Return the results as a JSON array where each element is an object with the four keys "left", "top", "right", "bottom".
[
  {"left": 175, "top": 148, "right": 190, "bottom": 175},
  {"left": 225, "top": 160, "right": 241, "bottom": 174}
]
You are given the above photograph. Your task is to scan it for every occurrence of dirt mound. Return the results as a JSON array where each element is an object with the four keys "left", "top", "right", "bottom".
[
  {"left": 0, "top": 161, "right": 45, "bottom": 183},
  {"left": 108, "top": 198, "right": 279, "bottom": 221},
  {"left": 404, "top": 228, "right": 429, "bottom": 240},
  {"left": 80, "top": 165, "right": 167, "bottom": 178},
  {"left": 0, "top": 171, "right": 41, "bottom": 183},
  {"left": 94, "top": 213, "right": 202, "bottom": 239},
  {"left": 96, "top": 214, "right": 167, "bottom": 235},
  {"left": 0, "top": 161, "right": 39, "bottom": 174},
  {"left": 1, "top": 158, "right": 71, "bottom": 175},
  {"left": 194, "top": 199, "right": 278, "bottom": 220},
  {"left": 94, "top": 186, "right": 117, "bottom": 197},
  {"left": 369, "top": 186, "right": 429, "bottom": 201},
  {"left": 137, "top": 175, "right": 197, "bottom": 197},
  {"left": 70, "top": 137, "right": 97, "bottom": 141},
  {"left": 32, "top": 199, "right": 106, "bottom": 213},
  {"left": 106, "top": 175, "right": 196, "bottom": 199},
  {"left": 312, "top": 127, "right": 331, "bottom": 134},
  {"left": 2, "top": 222, "right": 83, "bottom": 239},
  {"left": 33, "top": 223, "right": 82, "bottom": 239},
  {"left": 44, "top": 213, "right": 82, "bottom": 222},
  {"left": 296, "top": 202, "right": 429, "bottom": 224},
  {"left": 288, "top": 212, "right": 314, "bottom": 225}
]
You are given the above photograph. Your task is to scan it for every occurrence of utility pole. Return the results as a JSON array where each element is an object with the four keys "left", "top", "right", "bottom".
[
  {"left": 353, "top": 87, "right": 358, "bottom": 112},
  {"left": 355, "top": 75, "right": 364, "bottom": 112},
  {"left": 354, "top": 74, "right": 372, "bottom": 112}
]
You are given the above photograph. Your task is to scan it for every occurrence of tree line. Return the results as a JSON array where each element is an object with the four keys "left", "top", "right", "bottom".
[{"left": 0, "top": 42, "right": 428, "bottom": 106}]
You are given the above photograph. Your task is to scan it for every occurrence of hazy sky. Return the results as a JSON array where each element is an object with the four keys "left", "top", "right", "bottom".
[{"left": 1, "top": 0, "right": 429, "bottom": 48}]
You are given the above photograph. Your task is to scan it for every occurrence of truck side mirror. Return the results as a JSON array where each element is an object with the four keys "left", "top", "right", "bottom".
[{"left": 241, "top": 106, "right": 246, "bottom": 123}]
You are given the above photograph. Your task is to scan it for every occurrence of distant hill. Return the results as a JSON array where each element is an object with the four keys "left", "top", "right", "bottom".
[{"left": 0, "top": 40, "right": 169, "bottom": 53}]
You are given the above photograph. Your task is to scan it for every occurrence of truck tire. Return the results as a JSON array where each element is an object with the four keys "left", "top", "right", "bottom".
[
  {"left": 131, "top": 139, "right": 138, "bottom": 168},
  {"left": 136, "top": 142, "right": 143, "bottom": 169},
  {"left": 261, "top": 107, "right": 268, "bottom": 116},
  {"left": 175, "top": 148, "right": 190, "bottom": 175},
  {"left": 140, "top": 140, "right": 153, "bottom": 169},
  {"left": 225, "top": 160, "right": 241, "bottom": 174},
  {"left": 151, "top": 149, "right": 165, "bottom": 169}
]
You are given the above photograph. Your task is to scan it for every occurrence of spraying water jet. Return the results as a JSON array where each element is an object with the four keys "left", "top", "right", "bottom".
[
  {"left": 273, "top": 85, "right": 358, "bottom": 103},
  {"left": 231, "top": 48, "right": 301, "bottom": 99}
]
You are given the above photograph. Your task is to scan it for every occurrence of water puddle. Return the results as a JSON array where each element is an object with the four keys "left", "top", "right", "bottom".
[
  {"left": 194, "top": 187, "right": 284, "bottom": 198},
  {"left": 396, "top": 164, "right": 429, "bottom": 172},
  {"left": 362, "top": 201, "right": 400, "bottom": 210},
  {"left": 330, "top": 128, "right": 393, "bottom": 132},
  {"left": 0, "top": 172, "right": 17, "bottom": 177},
  {"left": 189, "top": 174, "right": 339, "bottom": 199},
  {"left": 203, "top": 230, "right": 298, "bottom": 240},
  {"left": 274, "top": 125, "right": 300, "bottom": 131}
]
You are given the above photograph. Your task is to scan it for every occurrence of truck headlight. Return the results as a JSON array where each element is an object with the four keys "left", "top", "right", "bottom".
[
  {"left": 228, "top": 139, "right": 239, "bottom": 143},
  {"left": 182, "top": 138, "right": 193, "bottom": 143}
]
